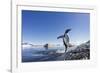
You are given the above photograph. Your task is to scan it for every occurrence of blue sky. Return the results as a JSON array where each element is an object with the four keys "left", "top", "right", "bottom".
[{"left": 22, "top": 10, "right": 90, "bottom": 45}]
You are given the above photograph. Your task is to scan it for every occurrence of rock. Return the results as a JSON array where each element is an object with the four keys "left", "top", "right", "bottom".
[
  {"left": 65, "top": 40, "right": 90, "bottom": 60},
  {"left": 44, "top": 44, "right": 48, "bottom": 50}
]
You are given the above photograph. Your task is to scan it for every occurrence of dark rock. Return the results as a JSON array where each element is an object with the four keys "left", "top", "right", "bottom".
[{"left": 65, "top": 40, "right": 90, "bottom": 60}]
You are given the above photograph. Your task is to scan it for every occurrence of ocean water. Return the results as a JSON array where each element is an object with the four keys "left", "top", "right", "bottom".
[{"left": 22, "top": 47, "right": 65, "bottom": 62}]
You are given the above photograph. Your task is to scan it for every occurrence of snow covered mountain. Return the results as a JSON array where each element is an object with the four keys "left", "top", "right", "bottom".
[{"left": 22, "top": 43, "right": 34, "bottom": 48}]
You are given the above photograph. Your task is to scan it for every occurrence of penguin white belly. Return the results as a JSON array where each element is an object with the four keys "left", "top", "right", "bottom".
[{"left": 64, "top": 34, "right": 69, "bottom": 45}]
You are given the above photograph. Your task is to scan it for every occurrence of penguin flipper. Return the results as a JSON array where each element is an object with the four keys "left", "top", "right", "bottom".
[
  {"left": 57, "top": 35, "right": 64, "bottom": 39},
  {"left": 65, "top": 29, "right": 71, "bottom": 34}
]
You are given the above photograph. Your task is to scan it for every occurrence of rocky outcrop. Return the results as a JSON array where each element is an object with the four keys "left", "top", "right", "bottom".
[
  {"left": 44, "top": 44, "right": 48, "bottom": 50},
  {"left": 65, "top": 40, "right": 90, "bottom": 60}
]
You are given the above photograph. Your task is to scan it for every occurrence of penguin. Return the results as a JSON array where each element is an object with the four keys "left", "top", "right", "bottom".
[{"left": 57, "top": 29, "right": 71, "bottom": 53}]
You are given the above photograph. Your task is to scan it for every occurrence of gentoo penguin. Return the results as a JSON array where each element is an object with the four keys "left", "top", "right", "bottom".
[{"left": 57, "top": 29, "right": 71, "bottom": 53}]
